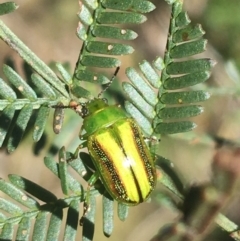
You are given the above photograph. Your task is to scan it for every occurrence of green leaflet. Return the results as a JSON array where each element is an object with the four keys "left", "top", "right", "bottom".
[
  {"left": 155, "top": 121, "right": 197, "bottom": 134},
  {"left": 126, "top": 67, "right": 158, "bottom": 106},
  {"left": 102, "top": 0, "right": 155, "bottom": 13},
  {"left": 0, "top": 197, "right": 23, "bottom": 215},
  {"left": 75, "top": 69, "right": 110, "bottom": 84},
  {"left": 78, "top": 5, "right": 93, "bottom": 25},
  {"left": 163, "top": 71, "right": 210, "bottom": 90},
  {"left": 33, "top": 107, "right": 51, "bottom": 142},
  {"left": 166, "top": 59, "right": 214, "bottom": 75},
  {"left": 3, "top": 65, "right": 37, "bottom": 101},
  {"left": 0, "top": 223, "right": 14, "bottom": 240},
  {"left": 16, "top": 217, "right": 31, "bottom": 240},
  {"left": 63, "top": 200, "right": 79, "bottom": 241},
  {"left": 0, "top": 2, "right": 18, "bottom": 16},
  {"left": 86, "top": 41, "right": 134, "bottom": 55},
  {"left": 32, "top": 212, "right": 48, "bottom": 241},
  {"left": 158, "top": 105, "right": 204, "bottom": 119},
  {"left": 103, "top": 196, "right": 114, "bottom": 237},
  {"left": 81, "top": 55, "right": 121, "bottom": 68},
  {"left": 170, "top": 39, "right": 207, "bottom": 58},
  {"left": 31, "top": 74, "right": 57, "bottom": 100},
  {"left": 97, "top": 12, "right": 146, "bottom": 24},
  {"left": 82, "top": 195, "right": 96, "bottom": 241},
  {"left": 92, "top": 25, "right": 138, "bottom": 40},
  {"left": 117, "top": 202, "right": 129, "bottom": 222},
  {"left": 82, "top": 0, "right": 98, "bottom": 10},
  {"left": 160, "top": 91, "right": 210, "bottom": 105},
  {"left": 0, "top": 105, "right": 15, "bottom": 146},
  {"left": 139, "top": 60, "right": 161, "bottom": 88},
  {"left": 7, "top": 104, "right": 33, "bottom": 153},
  {"left": 46, "top": 208, "right": 63, "bottom": 241},
  {"left": 123, "top": 82, "right": 155, "bottom": 119},
  {"left": 58, "top": 147, "right": 69, "bottom": 196},
  {"left": 0, "top": 77, "right": 17, "bottom": 101},
  {"left": 173, "top": 24, "right": 205, "bottom": 43}
]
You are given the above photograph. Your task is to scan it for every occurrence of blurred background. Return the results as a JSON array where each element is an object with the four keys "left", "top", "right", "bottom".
[{"left": 0, "top": 0, "right": 240, "bottom": 240}]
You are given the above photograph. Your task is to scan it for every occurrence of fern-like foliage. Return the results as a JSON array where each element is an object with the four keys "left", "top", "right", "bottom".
[
  {"left": 124, "top": 2, "right": 214, "bottom": 138},
  {"left": 0, "top": 151, "right": 85, "bottom": 241},
  {"left": 0, "top": 61, "right": 69, "bottom": 152},
  {"left": 0, "top": 4, "right": 72, "bottom": 152},
  {"left": 71, "top": 0, "right": 155, "bottom": 98},
  {"left": 0, "top": 148, "right": 130, "bottom": 240}
]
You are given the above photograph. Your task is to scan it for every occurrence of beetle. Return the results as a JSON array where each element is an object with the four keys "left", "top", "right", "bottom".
[
  {"left": 56, "top": 67, "right": 157, "bottom": 219},
  {"left": 76, "top": 97, "right": 156, "bottom": 206}
]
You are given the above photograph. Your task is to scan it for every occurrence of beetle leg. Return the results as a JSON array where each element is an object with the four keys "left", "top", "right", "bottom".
[
  {"left": 65, "top": 145, "right": 82, "bottom": 163},
  {"left": 80, "top": 172, "right": 100, "bottom": 225},
  {"left": 80, "top": 132, "right": 88, "bottom": 141}
]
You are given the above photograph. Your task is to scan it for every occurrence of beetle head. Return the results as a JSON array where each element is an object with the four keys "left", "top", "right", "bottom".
[{"left": 80, "top": 98, "right": 109, "bottom": 118}]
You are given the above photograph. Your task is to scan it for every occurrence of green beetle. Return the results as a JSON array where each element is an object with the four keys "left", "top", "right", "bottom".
[
  {"left": 76, "top": 97, "right": 157, "bottom": 205},
  {"left": 58, "top": 67, "right": 157, "bottom": 216}
]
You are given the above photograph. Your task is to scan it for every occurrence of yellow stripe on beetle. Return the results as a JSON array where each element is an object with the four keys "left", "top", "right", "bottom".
[{"left": 117, "top": 119, "right": 155, "bottom": 202}]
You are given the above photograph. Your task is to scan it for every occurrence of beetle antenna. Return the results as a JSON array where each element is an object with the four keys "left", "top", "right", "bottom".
[{"left": 98, "top": 66, "right": 120, "bottom": 98}]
